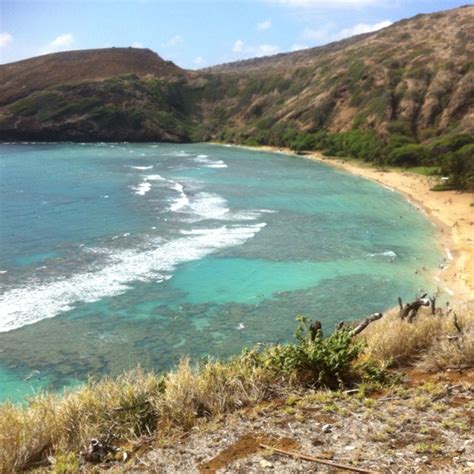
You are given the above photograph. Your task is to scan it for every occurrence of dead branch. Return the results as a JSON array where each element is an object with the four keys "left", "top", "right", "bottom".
[
  {"left": 399, "top": 296, "right": 430, "bottom": 322},
  {"left": 309, "top": 320, "right": 323, "bottom": 341},
  {"left": 350, "top": 313, "right": 383, "bottom": 337},
  {"left": 378, "top": 396, "right": 402, "bottom": 402},
  {"left": 259, "top": 444, "right": 381, "bottom": 474},
  {"left": 335, "top": 321, "right": 345, "bottom": 332},
  {"left": 453, "top": 313, "right": 462, "bottom": 334}
]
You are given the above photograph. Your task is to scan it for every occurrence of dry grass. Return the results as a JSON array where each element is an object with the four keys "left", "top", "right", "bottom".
[
  {"left": 360, "top": 302, "right": 474, "bottom": 369},
  {"left": 156, "top": 357, "right": 276, "bottom": 430},
  {"left": 0, "top": 358, "right": 285, "bottom": 472},
  {"left": 0, "top": 370, "right": 163, "bottom": 472},
  {"left": 1, "top": 303, "right": 473, "bottom": 472}
]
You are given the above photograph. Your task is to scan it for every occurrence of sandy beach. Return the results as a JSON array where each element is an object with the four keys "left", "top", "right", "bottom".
[{"left": 239, "top": 145, "right": 474, "bottom": 303}]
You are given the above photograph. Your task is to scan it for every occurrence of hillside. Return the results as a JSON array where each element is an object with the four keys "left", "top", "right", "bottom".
[
  {"left": 0, "top": 48, "right": 190, "bottom": 142},
  {"left": 2, "top": 304, "right": 473, "bottom": 472},
  {"left": 198, "top": 5, "right": 473, "bottom": 142},
  {"left": 0, "top": 47, "right": 185, "bottom": 105},
  {"left": 0, "top": 6, "right": 472, "bottom": 181}
]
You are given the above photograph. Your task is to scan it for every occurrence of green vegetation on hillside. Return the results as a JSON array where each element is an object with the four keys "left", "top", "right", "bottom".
[{"left": 219, "top": 124, "right": 474, "bottom": 190}]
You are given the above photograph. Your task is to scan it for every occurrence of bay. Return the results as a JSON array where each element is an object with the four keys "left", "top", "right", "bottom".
[{"left": 0, "top": 143, "right": 440, "bottom": 401}]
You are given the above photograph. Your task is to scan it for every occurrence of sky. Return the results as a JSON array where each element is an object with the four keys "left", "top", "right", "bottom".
[{"left": 0, "top": 0, "right": 470, "bottom": 68}]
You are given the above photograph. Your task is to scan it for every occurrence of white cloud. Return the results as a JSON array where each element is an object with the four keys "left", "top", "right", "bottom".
[
  {"left": 0, "top": 32, "right": 13, "bottom": 48},
  {"left": 232, "top": 40, "right": 280, "bottom": 59},
  {"left": 302, "top": 19, "right": 392, "bottom": 45},
  {"left": 257, "top": 19, "right": 272, "bottom": 31},
  {"left": 193, "top": 55, "right": 205, "bottom": 66},
  {"left": 161, "top": 35, "right": 184, "bottom": 48},
  {"left": 252, "top": 44, "right": 280, "bottom": 56},
  {"left": 131, "top": 41, "right": 143, "bottom": 48},
  {"left": 291, "top": 43, "right": 309, "bottom": 51},
  {"left": 334, "top": 19, "right": 392, "bottom": 39},
  {"left": 40, "top": 33, "right": 75, "bottom": 55},
  {"left": 233, "top": 39, "right": 244, "bottom": 53}
]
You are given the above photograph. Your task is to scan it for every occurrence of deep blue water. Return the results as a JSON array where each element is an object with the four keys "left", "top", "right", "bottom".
[{"left": 0, "top": 143, "right": 440, "bottom": 401}]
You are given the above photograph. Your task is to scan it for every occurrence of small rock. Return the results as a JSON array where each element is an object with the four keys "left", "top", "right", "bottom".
[
  {"left": 322, "top": 424, "right": 332, "bottom": 433},
  {"left": 260, "top": 459, "right": 274, "bottom": 468}
]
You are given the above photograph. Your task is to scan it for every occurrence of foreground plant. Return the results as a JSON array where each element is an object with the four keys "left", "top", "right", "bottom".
[{"left": 1, "top": 302, "right": 472, "bottom": 472}]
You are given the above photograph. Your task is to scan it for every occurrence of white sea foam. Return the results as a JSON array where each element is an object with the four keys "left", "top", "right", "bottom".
[
  {"left": 178, "top": 192, "right": 265, "bottom": 223},
  {"left": 169, "top": 181, "right": 189, "bottom": 212},
  {"left": 144, "top": 174, "right": 167, "bottom": 182},
  {"left": 186, "top": 193, "right": 230, "bottom": 220},
  {"left": 368, "top": 250, "right": 397, "bottom": 258},
  {"left": 133, "top": 182, "right": 152, "bottom": 196},
  {"left": 142, "top": 174, "right": 189, "bottom": 211},
  {"left": 168, "top": 151, "right": 192, "bottom": 157},
  {"left": 0, "top": 223, "right": 266, "bottom": 332},
  {"left": 194, "top": 155, "right": 228, "bottom": 169},
  {"left": 132, "top": 173, "right": 169, "bottom": 196},
  {"left": 130, "top": 165, "right": 153, "bottom": 170}
]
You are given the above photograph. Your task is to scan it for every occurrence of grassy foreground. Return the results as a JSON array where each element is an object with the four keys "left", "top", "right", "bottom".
[{"left": 1, "top": 304, "right": 472, "bottom": 472}]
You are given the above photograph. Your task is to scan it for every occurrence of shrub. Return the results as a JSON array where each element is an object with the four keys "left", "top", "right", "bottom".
[
  {"left": 289, "top": 132, "right": 318, "bottom": 152},
  {"left": 321, "top": 130, "right": 384, "bottom": 162},
  {"left": 257, "top": 316, "right": 364, "bottom": 388},
  {"left": 429, "top": 133, "right": 473, "bottom": 159},
  {"left": 440, "top": 143, "right": 474, "bottom": 190},
  {"left": 387, "top": 143, "right": 428, "bottom": 166}
]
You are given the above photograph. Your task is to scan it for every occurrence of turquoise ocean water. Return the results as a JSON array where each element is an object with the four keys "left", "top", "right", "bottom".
[{"left": 0, "top": 143, "right": 440, "bottom": 402}]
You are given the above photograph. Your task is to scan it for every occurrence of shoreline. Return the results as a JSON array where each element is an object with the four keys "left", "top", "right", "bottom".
[{"left": 228, "top": 144, "right": 474, "bottom": 303}]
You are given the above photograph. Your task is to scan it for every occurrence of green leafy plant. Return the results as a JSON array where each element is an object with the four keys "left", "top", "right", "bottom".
[{"left": 257, "top": 316, "right": 364, "bottom": 388}]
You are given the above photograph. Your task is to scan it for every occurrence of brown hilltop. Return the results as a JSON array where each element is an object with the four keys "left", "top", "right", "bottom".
[{"left": 0, "top": 47, "right": 185, "bottom": 106}]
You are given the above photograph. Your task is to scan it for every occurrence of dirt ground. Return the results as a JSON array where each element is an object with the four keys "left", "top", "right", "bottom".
[{"left": 115, "top": 369, "right": 474, "bottom": 473}]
